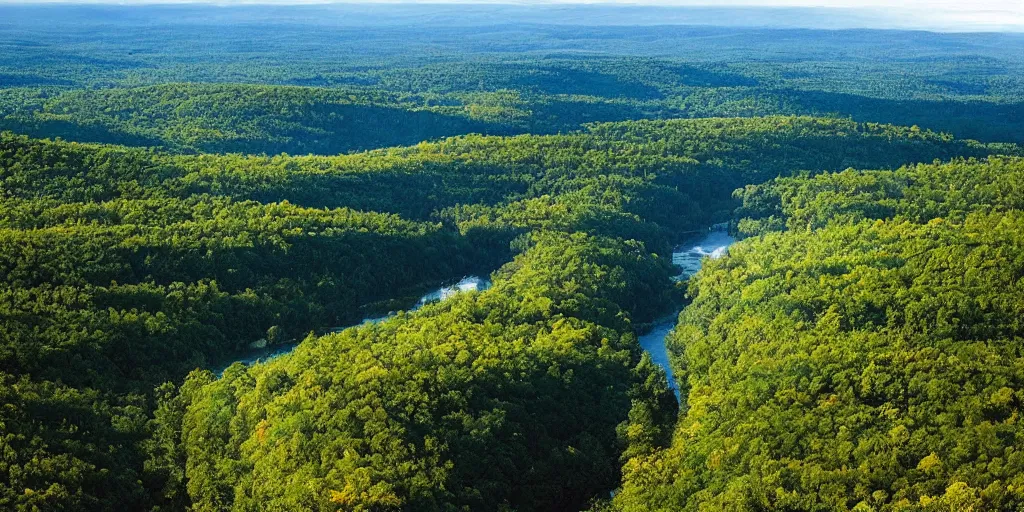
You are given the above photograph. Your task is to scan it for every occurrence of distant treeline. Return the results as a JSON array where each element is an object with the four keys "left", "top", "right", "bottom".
[{"left": 4, "top": 80, "right": 1024, "bottom": 155}]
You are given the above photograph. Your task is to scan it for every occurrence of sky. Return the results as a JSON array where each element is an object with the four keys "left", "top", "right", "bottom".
[
  {"left": 721, "top": 0, "right": 1024, "bottom": 30},
  {"left": 3, "top": 0, "right": 1019, "bottom": 5},
  {"left": 0, "top": 0, "right": 1021, "bottom": 31}
]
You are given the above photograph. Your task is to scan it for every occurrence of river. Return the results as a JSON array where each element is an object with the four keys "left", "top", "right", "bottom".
[
  {"left": 216, "top": 276, "right": 491, "bottom": 372},
  {"left": 218, "top": 228, "right": 734, "bottom": 382},
  {"left": 638, "top": 227, "right": 736, "bottom": 398}
]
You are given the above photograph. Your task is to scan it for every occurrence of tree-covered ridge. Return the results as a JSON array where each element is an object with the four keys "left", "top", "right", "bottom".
[
  {"left": 135, "top": 130, "right": 1021, "bottom": 511},
  {"left": 164, "top": 233, "right": 678, "bottom": 512},
  {"left": 0, "top": 119, "right": 1019, "bottom": 511},
  {"left": 0, "top": 136, "right": 499, "bottom": 511},
  {"left": 0, "top": 196, "right": 507, "bottom": 381},
  {"left": 613, "top": 158, "right": 1024, "bottom": 511},
  {"left": 0, "top": 84, "right": 516, "bottom": 155},
  {"left": 734, "top": 156, "right": 1024, "bottom": 235},
  {"left": 4, "top": 78, "right": 1024, "bottom": 156},
  {"left": 3, "top": 116, "right": 1003, "bottom": 229},
  {"left": 0, "top": 119, "right": 1014, "bottom": 388}
]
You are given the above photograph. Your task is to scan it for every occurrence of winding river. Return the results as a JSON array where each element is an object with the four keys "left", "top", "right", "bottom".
[
  {"left": 217, "top": 276, "right": 491, "bottom": 372},
  {"left": 639, "top": 227, "right": 736, "bottom": 398},
  {"left": 219, "top": 228, "right": 734, "bottom": 384}
]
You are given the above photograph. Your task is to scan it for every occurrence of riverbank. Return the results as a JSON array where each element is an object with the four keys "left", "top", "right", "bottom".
[
  {"left": 637, "top": 226, "right": 736, "bottom": 399},
  {"left": 212, "top": 275, "right": 491, "bottom": 373},
  {"left": 214, "top": 226, "right": 735, "bottom": 380}
]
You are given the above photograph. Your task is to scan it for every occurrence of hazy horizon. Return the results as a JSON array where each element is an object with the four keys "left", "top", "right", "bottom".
[{"left": 0, "top": 0, "right": 1022, "bottom": 33}]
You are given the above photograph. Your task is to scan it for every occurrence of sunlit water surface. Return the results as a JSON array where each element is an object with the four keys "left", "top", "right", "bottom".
[{"left": 640, "top": 228, "right": 735, "bottom": 398}]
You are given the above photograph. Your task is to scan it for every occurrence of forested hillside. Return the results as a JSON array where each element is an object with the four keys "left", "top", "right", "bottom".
[
  {"left": 2, "top": 4, "right": 1024, "bottom": 512},
  {"left": 164, "top": 233, "right": 679, "bottom": 511},
  {"left": 613, "top": 157, "right": 1024, "bottom": 511},
  {"left": 3, "top": 117, "right": 1015, "bottom": 511},
  {"left": 0, "top": 84, "right": 520, "bottom": 154},
  {"left": 5, "top": 74, "right": 1024, "bottom": 154}
]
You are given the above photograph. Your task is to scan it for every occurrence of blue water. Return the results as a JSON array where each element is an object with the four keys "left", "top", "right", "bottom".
[
  {"left": 638, "top": 316, "right": 681, "bottom": 398},
  {"left": 671, "top": 228, "right": 735, "bottom": 280},
  {"left": 641, "top": 228, "right": 735, "bottom": 397},
  {"left": 216, "top": 275, "right": 490, "bottom": 372},
  {"left": 217, "top": 227, "right": 733, "bottom": 379}
]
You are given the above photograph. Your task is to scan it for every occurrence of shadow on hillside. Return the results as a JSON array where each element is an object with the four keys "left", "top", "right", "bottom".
[{"left": 788, "top": 89, "right": 1024, "bottom": 144}]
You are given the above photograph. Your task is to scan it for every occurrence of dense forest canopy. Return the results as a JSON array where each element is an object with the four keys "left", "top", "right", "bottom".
[
  {"left": 1, "top": 4, "right": 1023, "bottom": 512},
  {"left": 8, "top": 116, "right": 1011, "bottom": 510},
  {"left": 613, "top": 157, "right": 1024, "bottom": 511},
  {"left": 2, "top": 4, "right": 1024, "bottom": 149}
]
